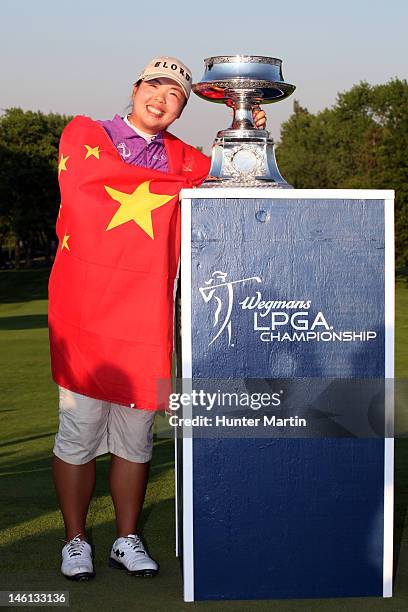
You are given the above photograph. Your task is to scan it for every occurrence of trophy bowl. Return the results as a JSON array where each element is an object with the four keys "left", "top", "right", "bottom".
[
  {"left": 193, "top": 55, "right": 295, "bottom": 187},
  {"left": 193, "top": 55, "right": 295, "bottom": 105}
]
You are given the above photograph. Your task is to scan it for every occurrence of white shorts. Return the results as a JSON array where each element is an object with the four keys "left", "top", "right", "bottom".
[{"left": 53, "top": 387, "right": 155, "bottom": 465}]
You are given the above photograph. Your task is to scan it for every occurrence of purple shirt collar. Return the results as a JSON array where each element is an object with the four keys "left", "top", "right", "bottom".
[
  {"left": 98, "top": 114, "right": 168, "bottom": 172},
  {"left": 107, "top": 114, "right": 164, "bottom": 144}
]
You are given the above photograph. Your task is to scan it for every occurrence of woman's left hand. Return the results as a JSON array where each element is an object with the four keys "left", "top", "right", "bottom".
[{"left": 253, "top": 106, "right": 266, "bottom": 129}]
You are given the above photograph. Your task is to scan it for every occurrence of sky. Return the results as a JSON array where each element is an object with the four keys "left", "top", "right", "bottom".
[{"left": 0, "top": 0, "right": 407, "bottom": 152}]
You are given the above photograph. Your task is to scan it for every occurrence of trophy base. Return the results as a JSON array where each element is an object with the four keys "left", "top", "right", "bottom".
[{"left": 202, "top": 131, "right": 293, "bottom": 188}]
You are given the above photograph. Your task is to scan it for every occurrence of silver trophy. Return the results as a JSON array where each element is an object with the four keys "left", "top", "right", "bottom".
[{"left": 193, "top": 55, "right": 295, "bottom": 187}]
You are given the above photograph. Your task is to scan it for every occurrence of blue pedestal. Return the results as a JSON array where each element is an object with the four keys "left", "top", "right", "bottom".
[{"left": 176, "top": 189, "right": 394, "bottom": 601}]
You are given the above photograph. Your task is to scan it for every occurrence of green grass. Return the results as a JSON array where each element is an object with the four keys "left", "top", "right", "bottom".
[
  {"left": 396, "top": 279, "right": 408, "bottom": 377},
  {"left": 0, "top": 269, "right": 407, "bottom": 611}
]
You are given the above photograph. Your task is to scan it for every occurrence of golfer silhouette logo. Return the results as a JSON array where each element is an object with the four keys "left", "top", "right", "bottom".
[{"left": 199, "top": 271, "right": 261, "bottom": 347}]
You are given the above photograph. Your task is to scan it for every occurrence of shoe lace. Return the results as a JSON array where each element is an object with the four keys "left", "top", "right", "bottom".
[
  {"left": 125, "top": 534, "right": 146, "bottom": 555},
  {"left": 65, "top": 535, "right": 86, "bottom": 558}
]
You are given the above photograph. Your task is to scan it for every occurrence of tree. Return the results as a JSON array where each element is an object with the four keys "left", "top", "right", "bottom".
[
  {"left": 0, "top": 108, "right": 71, "bottom": 267},
  {"left": 276, "top": 79, "right": 408, "bottom": 267}
]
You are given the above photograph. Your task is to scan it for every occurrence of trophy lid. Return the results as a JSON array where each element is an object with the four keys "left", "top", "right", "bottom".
[{"left": 193, "top": 55, "right": 295, "bottom": 104}]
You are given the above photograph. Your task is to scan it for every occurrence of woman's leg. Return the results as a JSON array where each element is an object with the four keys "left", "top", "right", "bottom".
[
  {"left": 108, "top": 403, "right": 155, "bottom": 536},
  {"left": 108, "top": 455, "right": 158, "bottom": 576},
  {"left": 109, "top": 456, "right": 150, "bottom": 537},
  {"left": 52, "top": 456, "right": 96, "bottom": 541},
  {"left": 53, "top": 387, "right": 109, "bottom": 541}
]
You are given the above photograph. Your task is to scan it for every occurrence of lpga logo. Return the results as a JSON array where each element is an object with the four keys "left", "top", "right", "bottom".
[
  {"left": 199, "top": 271, "right": 378, "bottom": 346},
  {"left": 198, "top": 271, "right": 262, "bottom": 346}
]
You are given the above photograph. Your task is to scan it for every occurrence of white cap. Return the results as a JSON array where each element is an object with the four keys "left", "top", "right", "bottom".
[{"left": 138, "top": 56, "right": 192, "bottom": 99}]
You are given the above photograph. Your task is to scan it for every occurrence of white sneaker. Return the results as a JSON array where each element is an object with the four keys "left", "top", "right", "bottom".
[
  {"left": 109, "top": 534, "right": 158, "bottom": 576},
  {"left": 61, "top": 536, "right": 95, "bottom": 581}
]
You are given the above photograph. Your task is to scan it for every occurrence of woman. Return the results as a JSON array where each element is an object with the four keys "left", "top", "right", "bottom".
[{"left": 49, "top": 56, "right": 266, "bottom": 581}]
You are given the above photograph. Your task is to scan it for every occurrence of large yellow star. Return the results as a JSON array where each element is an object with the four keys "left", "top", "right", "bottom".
[
  {"left": 84, "top": 144, "right": 101, "bottom": 160},
  {"left": 61, "top": 232, "right": 70, "bottom": 252},
  {"left": 58, "top": 153, "right": 69, "bottom": 176},
  {"left": 104, "top": 180, "right": 177, "bottom": 239}
]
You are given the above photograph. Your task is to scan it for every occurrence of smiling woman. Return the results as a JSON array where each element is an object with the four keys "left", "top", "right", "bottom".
[
  {"left": 49, "top": 55, "right": 212, "bottom": 585},
  {"left": 48, "top": 54, "right": 266, "bottom": 585},
  {"left": 130, "top": 78, "right": 186, "bottom": 135},
  {"left": 128, "top": 56, "right": 191, "bottom": 136}
]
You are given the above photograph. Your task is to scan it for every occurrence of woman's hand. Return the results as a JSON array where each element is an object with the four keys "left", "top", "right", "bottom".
[{"left": 252, "top": 105, "right": 266, "bottom": 130}]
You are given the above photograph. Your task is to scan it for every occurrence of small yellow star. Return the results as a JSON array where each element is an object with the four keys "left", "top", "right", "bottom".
[
  {"left": 104, "top": 180, "right": 177, "bottom": 239},
  {"left": 61, "top": 232, "right": 70, "bottom": 252},
  {"left": 58, "top": 153, "right": 69, "bottom": 176},
  {"left": 84, "top": 145, "right": 101, "bottom": 160}
]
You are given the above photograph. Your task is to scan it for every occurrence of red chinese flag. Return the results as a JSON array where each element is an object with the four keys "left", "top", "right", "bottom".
[{"left": 49, "top": 116, "right": 209, "bottom": 409}]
